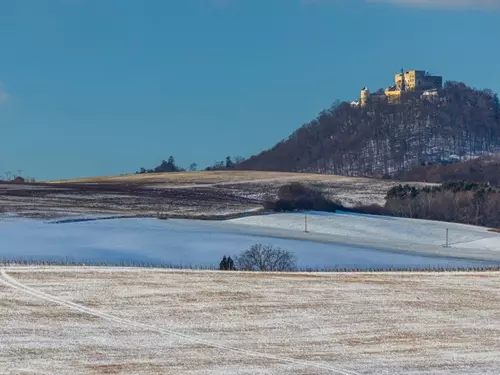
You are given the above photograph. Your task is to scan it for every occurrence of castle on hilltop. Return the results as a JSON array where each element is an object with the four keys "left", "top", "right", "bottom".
[{"left": 356, "top": 70, "right": 443, "bottom": 107}]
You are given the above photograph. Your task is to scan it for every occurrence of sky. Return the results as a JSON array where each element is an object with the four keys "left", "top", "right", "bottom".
[{"left": 1, "top": 0, "right": 499, "bottom": 180}]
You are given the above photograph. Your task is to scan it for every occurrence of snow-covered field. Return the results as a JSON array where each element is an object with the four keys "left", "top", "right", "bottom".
[
  {"left": 1, "top": 267, "right": 500, "bottom": 374},
  {"left": 1, "top": 214, "right": 499, "bottom": 270},
  {"left": 1, "top": 213, "right": 500, "bottom": 374},
  {"left": 230, "top": 211, "right": 500, "bottom": 253}
]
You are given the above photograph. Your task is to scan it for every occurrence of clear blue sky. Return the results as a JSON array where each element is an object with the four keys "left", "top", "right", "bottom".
[{"left": 1, "top": 0, "right": 499, "bottom": 180}]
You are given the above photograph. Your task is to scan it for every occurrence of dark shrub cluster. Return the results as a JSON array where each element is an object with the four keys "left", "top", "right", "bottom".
[
  {"left": 219, "top": 255, "right": 235, "bottom": 271},
  {"left": 265, "top": 182, "right": 341, "bottom": 212}
]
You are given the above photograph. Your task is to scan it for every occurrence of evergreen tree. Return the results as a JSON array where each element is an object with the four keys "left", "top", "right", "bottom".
[
  {"left": 227, "top": 256, "right": 235, "bottom": 270},
  {"left": 219, "top": 256, "right": 228, "bottom": 270},
  {"left": 225, "top": 156, "right": 234, "bottom": 169},
  {"left": 135, "top": 156, "right": 185, "bottom": 174}
]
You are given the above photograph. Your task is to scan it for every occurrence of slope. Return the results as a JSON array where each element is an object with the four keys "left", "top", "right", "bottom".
[{"left": 238, "top": 82, "right": 500, "bottom": 178}]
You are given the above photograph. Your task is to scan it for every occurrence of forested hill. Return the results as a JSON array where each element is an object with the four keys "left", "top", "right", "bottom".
[{"left": 238, "top": 82, "right": 500, "bottom": 178}]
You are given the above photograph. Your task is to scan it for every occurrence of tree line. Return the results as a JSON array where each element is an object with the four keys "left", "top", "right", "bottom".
[
  {"left": 136, "top": 156, "right": 245, "bottom": 174},
  {"left": 264, "top": 181, "right": 500, "bottom": 230},
  {"left": 385, "top": 181, "right": 500, "bottom": 228},
  {"left": 237, "top": 82, "right": 500, "bottom": 178},
  {"left": 393, "top": 155, "right": 500, "bottom": 185}
]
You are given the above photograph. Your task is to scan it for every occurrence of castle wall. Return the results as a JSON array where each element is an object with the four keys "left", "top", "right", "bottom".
[
  {"left": 362, "top": 70, "right": 442, "bottom": 105},
  {"left": 395, "top": 70, "right": 442, "bottom": 92},
  {"left": 384, "top": 89, "right": 402, "bottom": 103}
]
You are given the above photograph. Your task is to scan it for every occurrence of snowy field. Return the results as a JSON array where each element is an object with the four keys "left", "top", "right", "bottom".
[
  {"left": 229, "top": 211, "right": 500, "bottom": 260},
  {"left": 1, "top": 214, "right": 499, "bottom": 270},
  {"left": 1, "top": 267, "right": 500, "bottom": 374}
]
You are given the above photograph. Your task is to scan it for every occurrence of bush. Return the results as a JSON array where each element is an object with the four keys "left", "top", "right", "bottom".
[
  {"left": 351, "top": 204, "right": 392, "bottom": 216},
  {"left": 235, "top": 244, "right": 296, "bottom": 272},
  {"left": 267, "top": 182, "right": 341, "bottom": 212}
]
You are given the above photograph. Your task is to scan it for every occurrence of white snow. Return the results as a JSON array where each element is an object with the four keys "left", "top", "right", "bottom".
[
  {"left": 3, "top": 267, "right": 500, "bottom": 374},
  {"left": 459, "top": 237, "right": 500, "bottom": 251},
  {"left": 0, "top": 215, "right": 499, "bottom": 270},
  {"left": 229, "top": 211, "right": 500, "bottom": 251}
]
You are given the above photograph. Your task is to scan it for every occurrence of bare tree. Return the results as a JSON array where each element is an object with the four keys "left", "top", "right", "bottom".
[
  {"left": 234, "top": 156, "right": 246, "bottom": 164},
  {"left": 235, "top": 244, "right": 296, "bottom": 272}
]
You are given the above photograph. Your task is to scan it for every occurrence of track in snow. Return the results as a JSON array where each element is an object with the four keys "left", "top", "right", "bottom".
[{"left": 0, "top": 269, "right": 360, "bottom": 375}]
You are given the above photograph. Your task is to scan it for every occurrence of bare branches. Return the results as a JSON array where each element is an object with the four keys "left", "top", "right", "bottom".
[
  {"left": 235, "top": 244, "right": 296, "bottom": 272},
  {"left": 385, "top": 182, "right": 500, "bottom": 228}
]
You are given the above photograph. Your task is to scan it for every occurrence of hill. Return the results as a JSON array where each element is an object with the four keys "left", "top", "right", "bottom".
[
  {"left": 0, "top": 171, "right": 424, "bottom": 219},
  {"left": 44, "top": 170, "right": 409, "bottom": 207},
  {"left": 394, "top": 155, "right": 500, "bottom": 185},
  {"left": 238, "top": 82, "right": 500, "bottom": 178}
]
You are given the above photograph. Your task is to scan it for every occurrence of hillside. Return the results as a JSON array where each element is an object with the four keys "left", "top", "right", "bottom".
[
  {"left": 238, "top": 82, "right": 500, "bottom": 178},
  {"left": 394, "top": 155, "right": 500, "bottom": 184},
  {"left": 45, "top": 170, "right": 411, "bottom": 211},
  {"left": 1, "top": 171, "right": 421, "bottom": 219}
]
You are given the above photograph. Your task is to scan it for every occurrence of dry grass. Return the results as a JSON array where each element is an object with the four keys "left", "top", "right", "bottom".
[
  {"left": 3, "top": 171, "right": 414, "bottom": 218},
  {"left": 243, "top": 272, "right": 325, "bottom": 279},
  {"left": 46, "top": 170, "right": 350, "bottom": 185},
  {"left": 1, "top": 268, "right": 500, "bottom": 374}
]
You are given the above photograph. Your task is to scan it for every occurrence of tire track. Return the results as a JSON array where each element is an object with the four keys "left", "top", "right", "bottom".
[{"left": 0, "top": 269, "right": 360, "bottom": 375}]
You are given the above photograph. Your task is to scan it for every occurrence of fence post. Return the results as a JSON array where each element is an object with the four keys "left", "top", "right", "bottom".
[
  {"left": 304, "top": 214, "right": 308, "bottom": 233},
  {"left": 446, "top": 228, "right": 449, "bottom": 248}
]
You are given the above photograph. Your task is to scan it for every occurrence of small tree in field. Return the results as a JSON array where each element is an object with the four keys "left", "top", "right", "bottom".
[
  {"left": 235, "top": 244, "right": 296, "bottom": 272},
  {"left": 219, "top": 255, "right": 235, "bottom": 270},
  {"left": 227, "top": 256, "right": 235, "bottom": 270},
  {"left": 219, "top": 256, "right": 228, "bottom": 270}
]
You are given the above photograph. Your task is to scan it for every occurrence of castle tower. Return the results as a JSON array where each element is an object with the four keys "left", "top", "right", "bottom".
[
  {"left": 400, "top": 68, "right": 406, "bottom": 92},
  {"left": 360, "top": 87, "right": 370, "bottom": 107}
]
